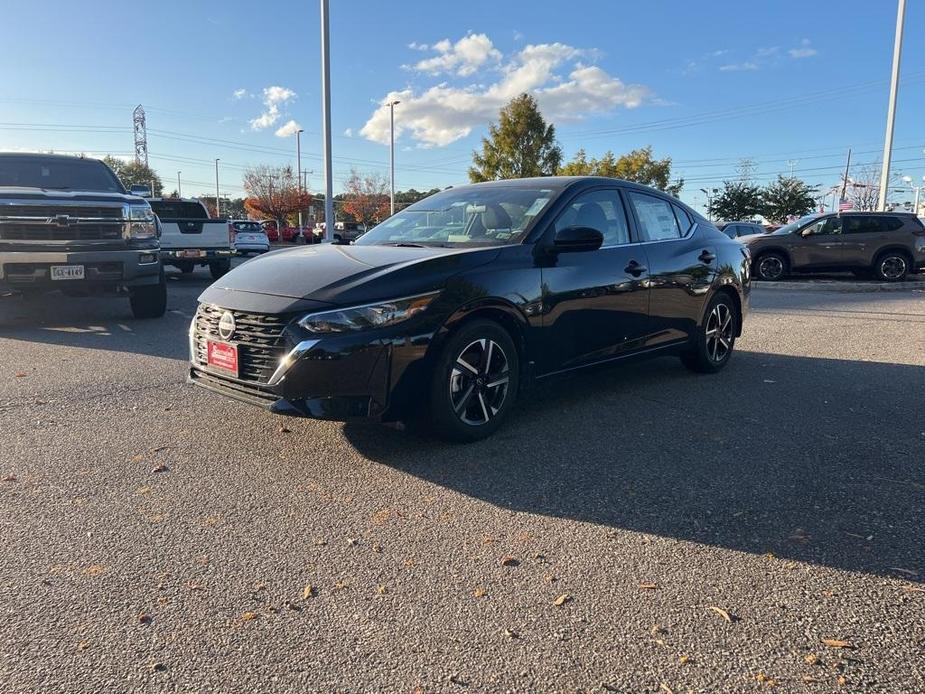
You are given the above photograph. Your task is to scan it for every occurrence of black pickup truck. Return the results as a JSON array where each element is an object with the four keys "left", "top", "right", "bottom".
[{"left": 0, "top": 153, "right": 166, "bottom": 318}]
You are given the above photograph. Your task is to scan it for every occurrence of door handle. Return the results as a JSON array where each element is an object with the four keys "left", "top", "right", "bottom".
[
  {"left": 699, "top": 250, "right": 716, "bottom": 263},
  {"left": 624, "top": 260, "right": 647, "bottom": 277}
]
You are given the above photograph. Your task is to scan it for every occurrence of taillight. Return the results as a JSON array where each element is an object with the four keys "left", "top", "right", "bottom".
[{"left": 228, "top": 223, "right": 236, "bottom": 244}]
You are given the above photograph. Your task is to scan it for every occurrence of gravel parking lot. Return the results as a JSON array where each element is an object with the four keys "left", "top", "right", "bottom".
[{"left": 1, "top": 265, "right": 923, "bottom": 693}]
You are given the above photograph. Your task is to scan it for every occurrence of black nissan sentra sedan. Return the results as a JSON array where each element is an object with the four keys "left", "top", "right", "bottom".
[{"left": 189, "top": 177, "right": 750, "bottom": 441}]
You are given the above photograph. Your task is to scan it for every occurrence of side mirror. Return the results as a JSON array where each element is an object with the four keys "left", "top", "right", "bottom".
[{"left": 553, "top": 225, "right": 604, "bottom": 252}]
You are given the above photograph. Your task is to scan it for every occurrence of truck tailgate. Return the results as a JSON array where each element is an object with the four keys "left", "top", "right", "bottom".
[{"left": 159, "top": 220, "right": 230, "bottom": 250}]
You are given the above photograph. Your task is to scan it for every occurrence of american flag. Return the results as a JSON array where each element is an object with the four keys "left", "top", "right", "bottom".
[{"left": 838, "top": 200, "right": 853, "bottom": 211}]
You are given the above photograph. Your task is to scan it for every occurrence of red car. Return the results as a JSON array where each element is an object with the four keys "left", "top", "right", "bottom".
[{"left": 260, "top": 220, "right": 300, "bottom": 243}]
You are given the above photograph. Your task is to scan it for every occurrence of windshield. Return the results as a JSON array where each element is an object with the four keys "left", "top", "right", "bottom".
[
  {"left": 771, "top": 213, "right": 820, "bottom": 235},
  {"left": 0, "top": 156, "right": 124, "bottom": 192},
  {"left": 354, "top": 186, "right": 556, "bottom": 247},
  {"left": 232, "top": 221, "right": 261, "bottom": 232},
  {"left": 149, "top": 200, "right": 209, "bottom": 220}
]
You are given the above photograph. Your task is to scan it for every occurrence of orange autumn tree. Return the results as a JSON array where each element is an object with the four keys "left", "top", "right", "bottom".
[
  {"left": 242, "top": 164, "right": 311, "bottom": 225},
  {"left": 341, "top": 169, "right": 390, "bottom": 228}
]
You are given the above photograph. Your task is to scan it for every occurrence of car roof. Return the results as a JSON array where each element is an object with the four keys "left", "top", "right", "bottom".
[{"left": 0, "top": 152, "right": 103, "bottom": 163}]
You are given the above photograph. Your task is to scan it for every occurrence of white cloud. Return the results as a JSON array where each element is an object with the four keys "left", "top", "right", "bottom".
[
  {"left": 789, "top": 39, "right": 817, "bottom": 59},
  {"left": 343, "top": 128, "right": 353, "bottom": 137},
  {"left": 411, "top": 33, "right": 502, "bottom": 77},
  {"left": 719, "top": 61, "right": 759, "bottom": 72},
  {"left": 361, "top": 37, "right": 649, "bottom": 148},
  {"left": 250, "top": 86, "right": 297, "bottom": 130},
  {"left": 408, "top": 41, "right": 429, "bottom": 51},
  {"left": 274, "top": 120, "right": 302, "bottom": 137},
  {"left": 232, "top": 88, "right": 249, "bottom": 99}
]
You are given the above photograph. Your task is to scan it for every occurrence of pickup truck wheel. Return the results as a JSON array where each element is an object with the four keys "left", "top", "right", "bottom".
[
  {"left": 129, "top": 268, "right": 167, "bottom": 319},
  {"left": 209, "top": 259, "right": 231, "bottom": 280},
  {"left": 179, "top": 262, "right": 194, "bottom": 274}
]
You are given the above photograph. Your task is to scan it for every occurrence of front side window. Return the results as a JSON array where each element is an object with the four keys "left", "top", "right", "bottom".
[
  {"left": 801, "top": 216, "right": 841, "bottom": 236},
  {"left": 628, "top": 192, "right": 681, "bottom": 241},
  {"left": 554, "top": 189, "right": 630, "bottom": 246}
]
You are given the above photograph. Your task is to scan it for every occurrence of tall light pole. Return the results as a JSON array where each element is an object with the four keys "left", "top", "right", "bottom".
[
  {"left": 214, "top": 159, "right": 221, "bottom": 218},
  {"left": 700, "top": 187, "right": 716, "bottom": 220},
  {"left": 296, "top": 128, "right": 304, "bottom": 232},
  {"left": 878, "top": 0, "right": 906, "bottom": 211},
  {"left": 388, "top": 100, "right": 400, "bottom": 215},
  {"left": 320, "top": 0, "right": 334, "bottom": 242},
  {"left": 902, "top": 175, "right": 923, "bottom": 215},
  {"left": 177, "top": 171, "right": 182, "bottom": 198}
]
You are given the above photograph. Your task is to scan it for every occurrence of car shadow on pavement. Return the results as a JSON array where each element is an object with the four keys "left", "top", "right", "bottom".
[{"left": 344, "top": 350, "right": 924, "bottom": 582}]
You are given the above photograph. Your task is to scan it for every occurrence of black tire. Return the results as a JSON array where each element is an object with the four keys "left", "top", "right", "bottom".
[
  {"left": 129, "top": 268, "right": 167, "bottom": 319},
  {"left": 428, "top": 319, "right": 520, "bottom": 442},
  {"left": 179, "top": 262, "right": 195, "bottom": 274},
  {"left": 754, "top": 252, "right": 788, "bottom": 281},
  {"left": 333, "top": 234, "right": 343, "bottom": 245},
  {"left": 681, "top": 293, "right": 738, "bottom": 374},
  {"left": 872, "top": 250, "right": 910, "bottom": 282},
  {"left": 209, "top": 258, "right": 231, "bottom": 280}
]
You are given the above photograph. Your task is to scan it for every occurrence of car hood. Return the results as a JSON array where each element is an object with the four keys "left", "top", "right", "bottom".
[
  {"left": 0, "top": 188, "right": 143, "bottom": 204},
  {"left": 199, "top": 243, "right": 502, "bottom": 308}
]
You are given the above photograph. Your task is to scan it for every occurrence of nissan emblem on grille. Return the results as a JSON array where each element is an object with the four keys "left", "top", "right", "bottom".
[{"left": 218, "top": 311, "right": 236, "bottom": 340}]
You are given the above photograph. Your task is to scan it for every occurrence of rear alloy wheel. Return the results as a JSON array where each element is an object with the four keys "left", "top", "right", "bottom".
[
  {"left": 210, "top": 258, "right": 231, "bottom": 280},
  {"left": 681, "top": 294, "right": 737, "bottom": 374},
  {"left": 755, "top": 252, "right": 787, "bottom": 281},
  {"left": 429, "top": 320, "right": 519, "bottom": 442},
  {"left": 873, "top": 251, "right": 909, "bottom": 282}
]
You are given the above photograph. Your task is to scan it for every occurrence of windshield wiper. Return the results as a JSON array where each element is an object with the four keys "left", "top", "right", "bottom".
[{"left": 380, "top": 242, "right": 428, "bottom": 248}]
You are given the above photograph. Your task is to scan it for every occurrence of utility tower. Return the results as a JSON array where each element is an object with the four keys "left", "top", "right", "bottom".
[{"left": 132, "top": 105, "right": 148, "bottom": 166}]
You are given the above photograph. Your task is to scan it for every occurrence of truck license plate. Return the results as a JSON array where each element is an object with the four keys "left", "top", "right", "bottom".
[
  {"left": 207, "top": 340, "right": 238, "bottom": 377},
  {"left": 50, "top": 265, "right": 85, "bottom": 281}
]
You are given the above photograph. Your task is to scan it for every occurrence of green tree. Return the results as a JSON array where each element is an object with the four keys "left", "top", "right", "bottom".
[
  {"left": 102, "top": 156, "right": 163, "bottom": 196},
  {"left": 469, "top": 94, "right": 562, "bottom": 182},
  {"left": 709, "top": 180, "right": 763, "bottom": 221},
  {"left": 760, "top": 176, "right": 818, "bottom": 223},
  {"left": 559, "top": 146, "right": 683, "bottom": 195}
]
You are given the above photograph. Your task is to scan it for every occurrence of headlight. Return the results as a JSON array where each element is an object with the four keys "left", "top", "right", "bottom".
[
  {"left": 125, "top": 203, "right": 157, "bottom": 240},
  {"left": 298, "top": 292, "right": 439, "bottom": 334}
]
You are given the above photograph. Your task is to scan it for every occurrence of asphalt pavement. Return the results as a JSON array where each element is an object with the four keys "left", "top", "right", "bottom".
[{"left": 1, "top": 264, "right": 923, "bottom": 693}]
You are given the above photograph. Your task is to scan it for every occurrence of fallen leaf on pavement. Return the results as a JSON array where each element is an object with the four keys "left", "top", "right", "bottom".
[
  {"left": 503, "top": 628, "right": 518, "bottom": 639},
  {"left": 473, "top": 586, "right": 487, "bottom": 598},
  {"left": 553, "top": 593, "right": 572, "bottom": 606},
  {"left": 836, "top": 675, "right": 847, "bottom": 686},
  {"left": 130, "top": 454, "right": 144, "bottom": 463},
  {"left": 302, "top": 584, "right": 316, "bottom": 599},
  {"left": 346, "top": 537, "right": 358, "bottom": 546},
  {"left": 804, "top": 652, "right": 820, "bottom": 665},
  {"left": 902, "top": 585, "right": 924, "bottom": 593},
  {"left": 500, "top": 556, "right": 519, "bottom": 567},
  {"left": 83, "top": 565, "right": 106, "bottom": 576},
  {"left": 372, "top": 543, "right": 383, "bottom": 553},
  {"left": 76, "top": 640, "right": 90, "bottom": 652},
  {"left": 639, "top": 583, "right": 657, "bottom": 590},
  {"left": 660, "top": 684, "right": 673, "bottom": 694},
  {"left": 708, "top": 606, "right": 734, "bottom": 623},
  {"left": 14, "top": 372, "right": 28, "bottom": 378},
  {"left": 755, "top": 672, "right": 776, "bottom": 686},
  {"left": 2, "top": 474, "right": 17, "bottom": 483},
  {"left": 376, "top": 584, "right": 387, "bottom": 595},
  {"left": 678, "top": 655, "right": 690, "bottom": 665},
  {"left": 138, "top": 613, "right": 152, "bottom": 625},
  {"left": 241, "top": 611, "right": 258, "bottom": 621},
  {"left": 151, "top": 463, "right": 169, "bottom": 473},
  {"left": 822, "top": 639, "right": 853, "bottom": 649},
  {"left": 277, "top": 425, "right": 291, "bottom": 433}
]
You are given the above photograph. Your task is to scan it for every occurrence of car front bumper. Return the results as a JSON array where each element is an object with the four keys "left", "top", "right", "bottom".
[{"left": 0, "top": 247, "right": 161, "bottom": 289}]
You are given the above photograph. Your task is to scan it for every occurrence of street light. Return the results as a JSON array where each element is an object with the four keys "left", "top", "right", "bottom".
[
  {"left": 319, "top": 0, "right": 333, "bottom": 242},
  {"left": 878, "top": 0, "right": 907, "bottom": 210},
  {"left": 295, "top": 128, "right": 304, "bottom": 234},
  {"left": 388, "top": 100, "right": 400, "bottom": 216},
  {"left": 902, "top": 175, "right": 924, "bottom": 215},
  {"left": 214, "top": 159, "right": 220, "bottom": 218},
  {"left": 177, "top": 171, "right": 182, "bottom": 198},
  {"left": 700, "top": 187, "right": 717, "bottom": 220}
]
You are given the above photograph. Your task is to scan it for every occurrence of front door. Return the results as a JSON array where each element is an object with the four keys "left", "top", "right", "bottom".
[
  {"left": 539, "top": 188, "right": 651, "bottom": 373},
  {"left": 790, "top": 215, "right": 843, "bottom": 269}
]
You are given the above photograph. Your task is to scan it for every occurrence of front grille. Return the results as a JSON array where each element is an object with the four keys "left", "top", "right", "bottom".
[
  {"left": 0, "top": 224, "right": 123, "bottom": 241},
  {"left": 0, "top": 204, "right": 125, "bottom": 241},
  {"left": 192, "top": 304, "right": 290, "bottom": 384}
]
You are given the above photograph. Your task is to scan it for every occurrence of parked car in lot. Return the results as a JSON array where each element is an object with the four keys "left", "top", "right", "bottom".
[
  {"left": 188, "top": 177, "right": 750, "bottom": 441},
  {"left": 260, "top": 220, "right": 300, "bottom": 243},
  {"left": 716, "top": 221, "right": 766, "bottom": 239},
  {"left": 745, "top": 211, "right": 925, "bottom": 282},
  {"left": 150, "top": 198, "right": 234, "bottom": 279},
  {"left": 229, "top": 220, "right": 269, "bottom": 255},
  {"left": 0, "top": 153, "right": 166, "bottom": 318}
]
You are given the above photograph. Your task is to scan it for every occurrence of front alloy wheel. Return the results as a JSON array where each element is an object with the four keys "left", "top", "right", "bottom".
[
  {"left": 875, "top": 253, "right": 908, "bottom": 282},
  {"left": 756, "top": 253, "right": 786, "bottom": 281},
  {"left": 430, "top": 320, "right": 519, "bottom": 442},
  {"left": 705, "top": 302, "right": 734, "bottom": 363},
  {"left": 681, "top": 293, "right": 738, "bottom": 374},
  {"left": 450, "top": 338, "right": 511, "bottom": 426}
]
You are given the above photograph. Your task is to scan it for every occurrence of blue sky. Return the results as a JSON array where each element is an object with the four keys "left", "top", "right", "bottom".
[{"left": 2, "top": 0, "right": 923, "bottom": 212}]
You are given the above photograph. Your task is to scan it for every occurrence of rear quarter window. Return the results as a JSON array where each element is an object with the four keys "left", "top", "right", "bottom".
[{"left": 150, "top": 201, "right": 209, "bottom": 220}]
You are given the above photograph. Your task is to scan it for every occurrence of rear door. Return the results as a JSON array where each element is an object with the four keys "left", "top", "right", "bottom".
[
  {"left": 789, "top": 215, "right": 843, "bottom": 269},
  {"left": 841, "top": 215, "right": 899, "bottom": 267},
  {"left": 625, "top": 191, "right": 717, "bottom": 347}
]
